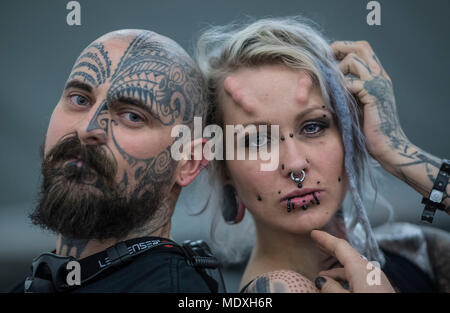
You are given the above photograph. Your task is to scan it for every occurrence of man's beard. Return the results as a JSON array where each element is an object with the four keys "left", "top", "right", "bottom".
[{"left": 30, "top": 134, "right": 169, "bottom": 240}]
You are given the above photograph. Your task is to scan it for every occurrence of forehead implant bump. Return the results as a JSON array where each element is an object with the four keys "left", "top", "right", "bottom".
[
  {"left": 295, "top": 71, "right": 314, "bottom": 105},
  {"left": 223, "top": 75, "right": 258, "bottom": 112}
]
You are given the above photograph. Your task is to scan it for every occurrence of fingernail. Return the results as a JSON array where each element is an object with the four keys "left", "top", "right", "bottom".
[
  {"left": 315, "top": 276, "right": 326, "bottom": 290},
  {"left": 340, "top": 280, "right": 350, "bottom": 290}
]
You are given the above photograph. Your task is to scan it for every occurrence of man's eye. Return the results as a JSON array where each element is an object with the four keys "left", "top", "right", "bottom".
[
  {"left": 71, "top": 95, "right": 89, "bottom": 106},
  {"left": 123, "top": 112, "right": 144, "bottom": 123}
]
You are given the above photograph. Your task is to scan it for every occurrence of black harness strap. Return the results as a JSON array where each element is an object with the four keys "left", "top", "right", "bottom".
[{"left": 25, "top": 237, "right": 221, "bottom": 293}]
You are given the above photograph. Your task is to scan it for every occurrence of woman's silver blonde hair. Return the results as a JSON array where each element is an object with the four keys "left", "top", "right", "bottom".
[{"left": 196, "top": 16, "right": 387, "bottom": 265}]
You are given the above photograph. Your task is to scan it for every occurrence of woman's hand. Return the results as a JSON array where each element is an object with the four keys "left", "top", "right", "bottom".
[
  {"left": 310, "top": 229, "right": 396, "bottom": 293},
  {"left": 330, "top": 40, "right": 409, "bottom": 164},
  {"left": 331, "top": 40, "right": 450, "bottom": 216}
]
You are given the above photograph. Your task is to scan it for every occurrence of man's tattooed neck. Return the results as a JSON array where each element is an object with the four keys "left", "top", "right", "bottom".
[{"left": 57, "top": 236, "right": 89, "bottom": 259}]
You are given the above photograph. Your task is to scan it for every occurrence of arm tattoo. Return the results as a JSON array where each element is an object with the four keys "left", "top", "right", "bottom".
[
  {"left": 364, "top": 76, "right": 407, "bottom": 151},
  {"left": 364, "top": 73, "right": 449, "bottom": 209}
]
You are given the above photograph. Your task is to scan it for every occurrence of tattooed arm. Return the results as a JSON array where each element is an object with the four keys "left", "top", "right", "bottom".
[
  {"left": 331, "top": 40, "right": 449, "bottom": 214},
  {"left": 242, "top": 270, "right": 318, "bottom": 293}
]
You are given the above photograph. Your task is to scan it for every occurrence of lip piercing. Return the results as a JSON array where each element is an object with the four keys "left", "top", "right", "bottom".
[
  {"left": 290, "top": 170, "right": 306, "bottom": 184},
  {"left": 313, "top": 192, "right": 320, "bottom": 205}
]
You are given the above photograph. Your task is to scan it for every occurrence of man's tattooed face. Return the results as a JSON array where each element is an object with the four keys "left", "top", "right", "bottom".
[{"left": 31, "top": 30, "right": 203, "bottom": 240}]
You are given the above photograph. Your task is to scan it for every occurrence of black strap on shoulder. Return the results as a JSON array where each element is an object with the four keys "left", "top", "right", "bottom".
[{"left": 24, "top": 237, "right": 223, "bottom": 293}]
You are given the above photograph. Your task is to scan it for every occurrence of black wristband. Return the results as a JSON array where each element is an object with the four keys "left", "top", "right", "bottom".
[{"left": 421, "top": 159, "right": 450, "bottom": 223}]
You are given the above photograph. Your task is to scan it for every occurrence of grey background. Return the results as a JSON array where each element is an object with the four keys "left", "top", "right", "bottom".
[{"left": 0, "top": 0, "right": 449, "bottom": 292}]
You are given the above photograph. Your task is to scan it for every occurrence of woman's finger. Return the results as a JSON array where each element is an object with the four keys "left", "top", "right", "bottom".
[
  {"left": 338, "top": 53, "right": 372, "bottom": 80},
  {"left": 331, "top": 41, "right": 381, "bottom": 75},
  {"left": 315, "top": 276, "right": 350, "bottom": 293},
  {"left": 310, "top": 230, "right": 364, "bottom": 268},
  {"left": 318, "top": 267, "right": 346, "bottom": 281},
  {"left": 344, "top": 75, "right": 365, "bottom": 95}
]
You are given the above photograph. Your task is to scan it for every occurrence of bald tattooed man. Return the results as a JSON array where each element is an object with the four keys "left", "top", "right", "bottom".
[{"left": 9, "top": 29, "right": 217, "bottom": 293}]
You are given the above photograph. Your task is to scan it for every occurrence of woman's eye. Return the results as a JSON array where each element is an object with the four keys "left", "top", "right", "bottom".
[
  {"left": 123, "top": 112, "right": 144, "bottom": 123},
  {"left": 71, "top": 95, "right": 89, "bottom": 106},
  {"left": 245, "top": 134, "right": 268, "bottom": 147},
  {"left": 302, "top": 123, "right": 324, "bottom": 135}
]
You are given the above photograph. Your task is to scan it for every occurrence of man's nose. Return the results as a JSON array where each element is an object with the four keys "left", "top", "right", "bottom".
[{"left": 75, "top": 101, "right": 108, "bottom": 146}]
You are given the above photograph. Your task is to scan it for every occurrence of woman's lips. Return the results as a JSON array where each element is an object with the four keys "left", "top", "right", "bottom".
[{"left": 280, "top": 191, "right": 322, "bottom": 209}]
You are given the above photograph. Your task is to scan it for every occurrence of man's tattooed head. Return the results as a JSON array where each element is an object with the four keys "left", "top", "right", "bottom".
[{"left": 30, "top": 30, "right": 206, "bottom": 240}]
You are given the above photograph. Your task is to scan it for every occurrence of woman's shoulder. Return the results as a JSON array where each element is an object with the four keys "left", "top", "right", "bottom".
[
  {"left": 240, "top": 270, "right": 318, "bottom": 293},
  {"left": 374, "top": 221, "right": 450, "bottom": 292}
]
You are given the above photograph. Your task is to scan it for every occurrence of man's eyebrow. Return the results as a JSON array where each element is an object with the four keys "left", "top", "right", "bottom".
[{"left": 64, "top": 80, "right": 93, "bottom": 93}]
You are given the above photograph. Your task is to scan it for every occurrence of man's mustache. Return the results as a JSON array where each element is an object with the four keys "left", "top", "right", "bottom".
[{"left": 42, "top": 133, "right": 117, "bottom": 182}]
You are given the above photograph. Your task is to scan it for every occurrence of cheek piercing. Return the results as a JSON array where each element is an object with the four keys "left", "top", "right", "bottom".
[
  {"left": 338, "top": 177, "right": 341, "bottom": 182},
  {"left": 257, "top": 195, "right": 262, "bottom": 201}
]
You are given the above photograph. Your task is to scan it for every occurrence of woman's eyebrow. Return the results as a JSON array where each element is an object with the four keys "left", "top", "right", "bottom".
[
  {"left": 295, "top": 107, "right": 328, "bottom": 121},
  {"left": 240, "top": 107, "right": 328, "bottom": 127},
  {"left": 241, "top": 121, "right": 273, "bottom": 127}
]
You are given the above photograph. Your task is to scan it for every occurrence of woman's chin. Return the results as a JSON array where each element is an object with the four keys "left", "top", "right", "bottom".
[{"left": 284, "top": 206, "right": 336, "bottom": 234}]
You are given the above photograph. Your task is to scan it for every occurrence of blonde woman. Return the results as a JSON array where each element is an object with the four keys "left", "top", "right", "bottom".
[{"left": 196, "top": 17, "right": 449, "bottom": 293}]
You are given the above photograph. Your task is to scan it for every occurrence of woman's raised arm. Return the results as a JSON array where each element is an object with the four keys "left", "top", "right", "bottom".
[{"left": 330, "top": 40, "right": 449, "bottom": 217}]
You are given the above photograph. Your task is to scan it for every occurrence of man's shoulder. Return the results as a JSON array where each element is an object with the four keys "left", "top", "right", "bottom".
[{"left": 74, "top": 249, "right": 212, "bottom": 293}]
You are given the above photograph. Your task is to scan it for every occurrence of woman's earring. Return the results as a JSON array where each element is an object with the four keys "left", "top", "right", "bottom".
[{"left": 222, "top": 184, "right": 245, "bottom": 224}]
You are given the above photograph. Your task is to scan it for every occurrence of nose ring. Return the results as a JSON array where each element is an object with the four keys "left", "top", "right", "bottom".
[{"left": 290, "top": 170, "right": 306, "bottom": 183}]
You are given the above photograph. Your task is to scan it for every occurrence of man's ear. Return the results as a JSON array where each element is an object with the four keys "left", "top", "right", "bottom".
[{"left": 175, "top": 138, "right": 208, "bottom": 187}]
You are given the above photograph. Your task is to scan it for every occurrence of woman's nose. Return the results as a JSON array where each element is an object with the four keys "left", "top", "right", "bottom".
[{"left": 280, "top": 139, "right": 310, "bottom": 179}]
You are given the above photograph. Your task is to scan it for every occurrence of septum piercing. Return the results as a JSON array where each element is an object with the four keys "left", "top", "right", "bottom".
[{"left": 290, "top": 170, "right": 306, "bottom": 184}]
